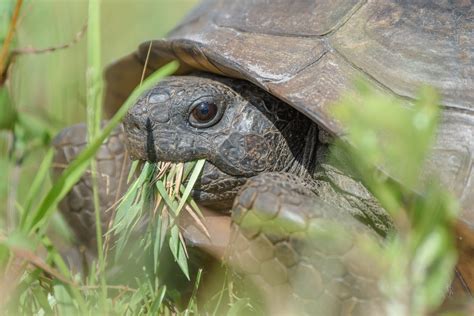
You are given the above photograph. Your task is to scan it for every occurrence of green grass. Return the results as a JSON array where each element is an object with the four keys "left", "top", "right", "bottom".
[
  {"left": 0, "top": 1, "right": 470, "bottom": 315},
  {"left": 0, "top": 1, "right": 199, "bottom": 314},
  {"left": 331, "top": 81, "right": 459, "bottom": 315},
  {"left": 86, "top": 0, "right": 106, "bottom": 308},
  {"left": 1, "top": 0, "right": 198, "bottom": 225}
]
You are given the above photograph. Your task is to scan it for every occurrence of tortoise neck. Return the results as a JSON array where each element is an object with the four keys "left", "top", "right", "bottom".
[{"left": 284, "top": 123, "right": 319, "bottom": 178}]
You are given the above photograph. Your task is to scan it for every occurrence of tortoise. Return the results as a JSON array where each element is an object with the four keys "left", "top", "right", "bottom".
[{"left": 52, "top": 0, "right": 474, "bottom": 314}]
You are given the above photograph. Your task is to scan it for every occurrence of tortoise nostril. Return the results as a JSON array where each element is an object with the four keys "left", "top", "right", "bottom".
[
  {"left": 132, "top": 122, "right": 140, "bottom": 132},
  {"left": 126, "top": 110, "right": 145, "bottom": 133}
]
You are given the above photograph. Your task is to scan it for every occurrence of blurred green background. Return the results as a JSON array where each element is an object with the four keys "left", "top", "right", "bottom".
[
  {"left": 12, "top": 0, "right": 197, "bottom": 125},
  {"left": 0, "top": 2, "right": 467, "bottom": 315},
  {"left": 1, "top": 0, "right": 197, "bottom": 230}
]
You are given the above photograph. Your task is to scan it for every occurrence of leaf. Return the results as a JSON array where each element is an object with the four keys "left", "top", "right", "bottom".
[
  {"left": 331, "top": 81, "right": 458, "bottom": 314},
  {"left": 0, "top": 243, "right": 10, "bottom": 265},
  {"left": 11, "top": 247, "right": 72, "bottom": 285},
  {"left": 175, "top": 159, "right": 205, "bottom": 215},
  {"left": 128, "top": 282, "right": 149, "bottom": 312},
  {"left": 22, "top": 61, "right": 179, "bottom": 234},
  {"left": 169, "top": 225, "right": 189, "bottom": 280},
  {"left": 53, "top": 284, "right": 77, "bottom": 315},
  {"left": 114, "top": 205, "right": 143, "bottom": 258},
  {"left": 31, "top": 287, "right": 53, "bottom": 314},
  {"left": 127, "top": 160, "right": 139, "bottom": 183},
  {"left": 0, "top": 87, "right": 16, "bottom": 130},
  {"left": 149, "top": 285, "right": 167, "bottom": 314},
  {"left": 227, "top": 298, "right": 258, "bottom": 316},
  {"left": 155, "top": 180, "right": 178, "bottom": 213},
  {"left": 153, "top": 208, "right": 165, "bottom": 273},
  {"left": 21, "top": 148, "right": 54, "bottom": 223},
  {"left": 113, "top": 162, "right": 152, "bottom": 231},
  {"left": 186, "top": 268, "right": 203, "bottom": 313},
  {"left": 332, "top": 80, "right": 440, "bottom": 192},
  {"left": 0, "top": 1, "right": 15, "bottom": 42},
  {"left": 16, "top": 112, "right": 52, "bottom": 146}
]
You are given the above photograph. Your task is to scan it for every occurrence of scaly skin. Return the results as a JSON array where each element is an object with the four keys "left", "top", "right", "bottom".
[
  {"left": 124, "top": 74, "right": 392, "bottom": 232},
  {"left": 124, "top": 73, "right": 391, "bottom": 314},
  {"left": 229, "top": 172, "right": 383, "bottom": 315},
  {"left": 125, "top": 74, "right": 317, "bottom": 209},
  {"left": 54, "top": 73, "right": 392, "bottom": 315}
]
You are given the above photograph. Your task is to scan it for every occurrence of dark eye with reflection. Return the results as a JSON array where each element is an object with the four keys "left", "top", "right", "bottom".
[{"left": 189, "top": 101, "right": 220, "bottom": 127}]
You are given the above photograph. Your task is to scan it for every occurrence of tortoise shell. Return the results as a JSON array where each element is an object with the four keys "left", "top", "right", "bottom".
[{"left": 104, "top": 0, "right": 474, "bottom": 227}]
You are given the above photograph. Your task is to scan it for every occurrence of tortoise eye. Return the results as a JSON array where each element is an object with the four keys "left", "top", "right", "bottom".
[{"left": 189, "top": 101, "right": 220, "bottom": 127}]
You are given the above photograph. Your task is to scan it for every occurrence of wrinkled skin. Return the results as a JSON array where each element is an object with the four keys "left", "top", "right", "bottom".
[
  {"left": 54, "top": 72, "right": 472, "bottom": 314},
  {"left": 122, "top": 73, "right": 392, "bottom": 314},
  {"left": 54, "top": 73, "right": 395, "bottom": 314},
  {"left": 125, "top": 75, "right": 317, "bottom": 210},
  {"left": 124, "top": 74, "right": 391, "bottom": 233}
]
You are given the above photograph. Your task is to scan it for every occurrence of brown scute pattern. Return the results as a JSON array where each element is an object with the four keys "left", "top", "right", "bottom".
[
  {"left": 423, "top": 111, "right": 474, "bottom": 223},
  {"left": 212, "top": 0, "right": 364, "bottom": 37},
  {"left": 330, "top": 0, "right": 474, "bottom": 110},
  {"left": 267, "top": 52, "right": 373, "bottom": 134},
  {"left": 52, "top": 123, "right": 131, "bottom": 251},
  {"left": 166, "top": 29, "right": 328, "bottom": 83},
  {"left": 452, "top": 222, "right": 474, "bottom": 296},
  {"left": 115, "top": 0, "right": 474, "bottom": 228},
  {"left": 227, "top": 172, "right": 383, "bottom": 316}
]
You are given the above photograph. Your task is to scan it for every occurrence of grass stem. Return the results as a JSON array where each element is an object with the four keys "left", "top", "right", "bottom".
[
  {"left": 0, "top": 0, "right": 23, "bottom": 81},
  {"left": 86, "top": 0, "right": 107, "bottom": 311}
]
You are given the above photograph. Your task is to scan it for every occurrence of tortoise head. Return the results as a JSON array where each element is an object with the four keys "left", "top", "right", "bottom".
[{"left": 124, "top": 74, "right": 316, "bottom": 209}]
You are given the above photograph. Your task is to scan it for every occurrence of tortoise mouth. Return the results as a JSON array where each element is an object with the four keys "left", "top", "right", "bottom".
[
  {"left": 124, "top": 123, "right": 185, "bottom": 164},
  {"left": 130, "top": 155, "right": 248, "bottom": 213},
  {"left": 124, "top": 113, "right": 210, "bottom": 164}
]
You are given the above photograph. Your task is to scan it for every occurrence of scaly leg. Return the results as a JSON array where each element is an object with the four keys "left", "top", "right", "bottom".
[{"left": 228, "top": 172, "right": 384, "bottom": 315}]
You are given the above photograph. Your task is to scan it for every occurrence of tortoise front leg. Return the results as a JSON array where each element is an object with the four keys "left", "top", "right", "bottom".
[{"left": 228, "top": 172, "right": 384, "bottom": 316}]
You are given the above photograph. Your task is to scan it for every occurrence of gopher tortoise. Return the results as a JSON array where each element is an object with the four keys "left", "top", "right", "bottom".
[{"left": 52, "top": 0, "right": 474, "bottom": 314}]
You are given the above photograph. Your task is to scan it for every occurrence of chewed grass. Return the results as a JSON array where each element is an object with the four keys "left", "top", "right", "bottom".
[
  {"left": 112, "top": 159, "right": 207, "bottom": 294},
  {"left": 111, "top": 160, "right": 265, "bottom": 315}
]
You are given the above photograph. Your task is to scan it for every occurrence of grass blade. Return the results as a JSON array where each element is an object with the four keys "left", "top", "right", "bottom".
[
  {"left": 169, "top": 225, "right": 189, "bottom": 280},
  {"left": 155, "top": 181, "right": 178, "bottom": 213},
  {"left": 22, "top": 61, "right": 179, "bottom": 234},
  {"left": 21, "top": 148, "right": 54, "bottom": 222},
  {"left": 175, "top": 159, "right": 205, "bottom": 215},
  {"left": 86, "top": 0, "right": 107, "bottom": 308},
  {"left": 150, "top": 285, "right": 167, "bottom": 314}
]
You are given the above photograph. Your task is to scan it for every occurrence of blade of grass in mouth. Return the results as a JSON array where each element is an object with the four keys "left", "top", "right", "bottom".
[{"left": 113, "top": 159, "right": 206, "bottom": 279}]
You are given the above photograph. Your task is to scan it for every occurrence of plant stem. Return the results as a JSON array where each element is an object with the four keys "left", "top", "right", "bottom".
[
  {"left": 6, "top": 161, "right": 20, "bottom": 232},
  {"left": 0, "top": 0, "right": 23, "bottom": 83},
  {"left": 86, "top": 0, "right": 107, "bottom": 311},
  {"left": 23, "top": 61, "right": 178, "bottom": 235}
]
